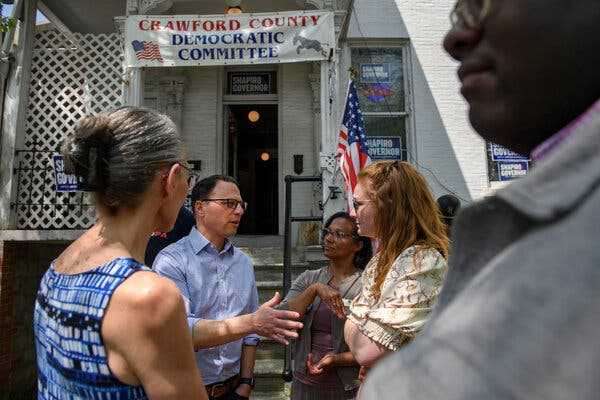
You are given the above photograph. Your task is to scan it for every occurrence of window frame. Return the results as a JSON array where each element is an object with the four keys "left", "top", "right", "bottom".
[{"left": 347, "top": 40, "right": 414, "bottom": 162}]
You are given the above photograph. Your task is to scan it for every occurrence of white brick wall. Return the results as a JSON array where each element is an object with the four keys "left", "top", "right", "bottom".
[
  {"left": 280, "top": 63, "right": 319, "bottom": 239},
  {"left": 347, "top": 0, "right": 409, "bottom": 39},
  {"left": 345, "top": 0, "right": 490, "bottom": 202},
  {"left": 180, "top": 67, "right": 220, "bottom": 177}
]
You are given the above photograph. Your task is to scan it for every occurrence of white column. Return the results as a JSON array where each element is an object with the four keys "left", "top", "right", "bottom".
[
  {"left": 118, "top": 0, "right": 173, "bottom": 106},
  {"left": 0, "top": 0, "right": 37, "bottom": 228},
  {"left": 319, "top": 0, "right": 348, "bottom": 219},
  {"left": 320, "top": 57, "right": 346, "bottom": 220},
  {"left": 125, "top": 69, "right": 144, "bottom": 106},
  {"left": 114, "top": 15, "right": 144, "bottom": 106}
]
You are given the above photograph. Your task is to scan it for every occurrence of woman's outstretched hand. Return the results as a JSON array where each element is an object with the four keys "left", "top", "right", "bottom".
[{"left": 313, "top": 283, "right": 346, "bottom": 319}]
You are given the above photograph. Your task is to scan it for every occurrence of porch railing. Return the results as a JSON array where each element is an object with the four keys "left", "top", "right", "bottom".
[
  {"left": 282, "top": 174, "right": 323, "bottom": 381},
  {"left": 11, "top": 149, "right": 95, "bottom": 229}
]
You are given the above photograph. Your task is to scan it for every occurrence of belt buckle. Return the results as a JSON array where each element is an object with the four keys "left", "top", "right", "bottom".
[{"left": 209, "top": 383, "right": 226, "bottom": 398}]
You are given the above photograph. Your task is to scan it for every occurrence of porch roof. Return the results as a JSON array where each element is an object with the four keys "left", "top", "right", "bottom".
[{"left": 41, "top": 0, "right": 311, "bottom": 34}]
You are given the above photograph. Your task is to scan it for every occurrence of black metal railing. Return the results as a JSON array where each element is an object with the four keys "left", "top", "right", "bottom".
[
  {"left": 282, "top": 174, "right": 322, "bottom": 382},
  {"left": 11, "top": 149, "right": 95, "bottom": 229}
]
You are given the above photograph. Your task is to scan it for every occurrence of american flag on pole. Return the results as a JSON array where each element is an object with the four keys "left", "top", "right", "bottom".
[
  {"left": 337, "top": 80, "right": 371, "bottom": 211},
  {"left": 131, "top": 40, "right": 164, "bottom": 62}
]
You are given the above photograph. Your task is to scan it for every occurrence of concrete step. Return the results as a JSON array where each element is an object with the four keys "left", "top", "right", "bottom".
[
  {"left": 255, "top": 338, "right": 285, "bottom": 361},
  {"left": 255, "top": 263, "right": 323, "bottom": 304},
  {"left": 233, "top": 235, "right": 284, "bottom": 248},
  {"left": 237, "top": 245, "right": 325, "bottom": 400},
  {"left": 254, "top": 264, "right": 311, "bottom": 284},
  {"left": 252, "top": 358, "right": 287, "bottom": 395},
  {"left": 254, "top": 358, "right": 285, "bottom": 377},
  {"left": 238, "top": 246, "right": 297, "bottom": 267},
  {"left": 251, "top": 391, "right": 290, "bottom": 400}
]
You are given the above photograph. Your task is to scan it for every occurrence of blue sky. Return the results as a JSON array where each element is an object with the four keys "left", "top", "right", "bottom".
[{"left": 1, "top": 4, "right": 50, "bottom": 24}]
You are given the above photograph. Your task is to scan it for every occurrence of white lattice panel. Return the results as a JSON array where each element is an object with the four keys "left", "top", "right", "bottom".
[{"left": 17, "top": 30, "right": 123, "bottom": 229}]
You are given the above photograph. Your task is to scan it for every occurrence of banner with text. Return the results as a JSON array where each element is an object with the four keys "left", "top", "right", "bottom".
[{"left": 125, "top": 11, "right": 334, "bottom": 67}]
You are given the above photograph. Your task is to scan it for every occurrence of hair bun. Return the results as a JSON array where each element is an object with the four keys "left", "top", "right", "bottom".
[{"left": 60, "top": 114, "right": 112, "bottom": 191}]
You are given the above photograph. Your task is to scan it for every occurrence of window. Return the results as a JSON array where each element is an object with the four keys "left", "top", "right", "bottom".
[{"left": 351, "top": 46, "right": 409, "bottom": 161}]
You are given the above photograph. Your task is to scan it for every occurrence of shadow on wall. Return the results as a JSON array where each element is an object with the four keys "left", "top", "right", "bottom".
[
  {"left": 346, "top": 0, "right": 480, "bottom": 203},
  {"left": 409, "top": 53, "right": 475, "bottom": 203},
  {"left": 393, "top": 0, "right": 480, "bottom": 202}
]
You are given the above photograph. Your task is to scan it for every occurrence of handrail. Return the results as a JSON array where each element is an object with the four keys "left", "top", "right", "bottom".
[
  {"left": 282, "top": 174, "right": 322, "bottom": 382},
  {"left": 10, "top": 149, "right": 94, "bottom": 230}
]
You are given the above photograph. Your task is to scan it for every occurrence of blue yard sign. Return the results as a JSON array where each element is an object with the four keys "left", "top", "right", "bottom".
[
  {"left": 498, "top": 161, "right": 529, "bottom": 181},
  {"left": 366, "top": 136, "right": 402, "bottom": 160},
  {"left": 490, "top": 143, "right": 528, "bottom": 161},
  {"left": 489, "top": 142, "right": 530, "bottom": 181},
  {"left": 53, "top": 154, "right": 80, "bottom": 192}
]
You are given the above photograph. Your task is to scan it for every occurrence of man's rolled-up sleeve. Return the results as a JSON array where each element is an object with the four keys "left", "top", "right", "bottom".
[
  {"left": 153, "top": 248, "right": 201, "bottom": 332},
  {"left": 243, "top": 264, "right": 261, "bottom": 346}
]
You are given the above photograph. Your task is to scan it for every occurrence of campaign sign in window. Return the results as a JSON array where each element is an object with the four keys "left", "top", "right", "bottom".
[{"left": 366, "top": 136, "right": 402, "bottom": 160}]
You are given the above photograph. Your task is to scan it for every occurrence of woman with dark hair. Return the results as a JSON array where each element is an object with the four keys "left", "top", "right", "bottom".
[
  {"left": 33, "top": 107, "right": 207, "bottom": 399},
  {"left": 344, "top": 161, "right": 449, "bottom": 375},
  {"left": 280, "top": 212, "right": 372, "bottom": 400}
]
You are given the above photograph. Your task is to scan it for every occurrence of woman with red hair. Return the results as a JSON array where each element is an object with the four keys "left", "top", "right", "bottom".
[{"left": 344, "top": 161, "right": 449, "bottom": 376}]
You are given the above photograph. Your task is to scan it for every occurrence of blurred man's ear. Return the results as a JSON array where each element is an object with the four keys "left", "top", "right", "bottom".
[{"left": 193, "top": 200, "right": 204, "bottom": 218}]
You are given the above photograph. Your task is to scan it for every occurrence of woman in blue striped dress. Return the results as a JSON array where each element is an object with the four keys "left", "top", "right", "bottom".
[{"left": 33, "top": 107, "right": 207, "bottom": 399}]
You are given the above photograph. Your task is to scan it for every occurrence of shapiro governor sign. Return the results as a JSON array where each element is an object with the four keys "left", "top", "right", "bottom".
[{"left": 124, "top": 11, "right": 335, "bottom": 67}]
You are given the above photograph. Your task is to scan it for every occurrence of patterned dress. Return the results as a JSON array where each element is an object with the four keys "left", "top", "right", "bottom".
[
  {"left": 347, "top": 245, "right": 447, "bottom": 351},
  {"left": 34, "top": 257, "right": 149, "bottom": 399}
]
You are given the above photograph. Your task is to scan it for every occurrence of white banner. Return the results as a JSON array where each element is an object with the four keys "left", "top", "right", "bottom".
[{"left": 124, "top": 11, "right": 335, "bottom": 67}]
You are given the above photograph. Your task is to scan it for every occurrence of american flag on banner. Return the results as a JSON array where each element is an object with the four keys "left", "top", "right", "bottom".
[
  {"left": 131, "top": 40, "right": 164, "bottom": 62},
  {"left": 337, "top": 80, "right": 371, "bottom": 211}
]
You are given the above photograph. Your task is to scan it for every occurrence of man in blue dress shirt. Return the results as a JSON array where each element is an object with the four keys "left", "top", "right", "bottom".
[{"left": 154, "top": 175, "right": 302, "bottom": 400}]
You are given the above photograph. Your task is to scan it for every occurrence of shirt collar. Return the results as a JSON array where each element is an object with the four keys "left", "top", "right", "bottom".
[
  {"left": 320, "top": 266, "right": 361, "bottom": 286},
  {"left": 189, "top": 227, "right": 234, "bottom": 256},
  {"left": 531, "top": 98, "right": 600, "bottom": 161}
]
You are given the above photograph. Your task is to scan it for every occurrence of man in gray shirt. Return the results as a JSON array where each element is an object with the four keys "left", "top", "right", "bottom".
[{"left": 362, "top": 1, "right": 600, "bottom": 399}]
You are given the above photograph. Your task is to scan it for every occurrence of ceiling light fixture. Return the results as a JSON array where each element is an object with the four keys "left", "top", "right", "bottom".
[
  {"left": 248, "top": 110, "right": 260, "bottom": 123},
  {"left": 225, "top": 0, "right": 243, "bottom": 14}
]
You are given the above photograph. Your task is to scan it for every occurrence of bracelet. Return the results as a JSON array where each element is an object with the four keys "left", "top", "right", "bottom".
[{"left": 239, "top": 377, "right": 255, "bottom": 388}]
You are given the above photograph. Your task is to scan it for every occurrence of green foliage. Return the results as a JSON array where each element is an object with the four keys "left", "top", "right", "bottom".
[
  {"left": 1, "top": 3, "right": 16, "bottom": 34},
  {"left": 1, "top": 16, "right": 16, "bottom": 33}
]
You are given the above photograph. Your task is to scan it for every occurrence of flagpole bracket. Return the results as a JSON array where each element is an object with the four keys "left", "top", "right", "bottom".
[
  {"left": 328, "top": 185, "right": 341, "bottom": 199},
  {"left": 348, "top": 67, "right": 358, "bottom": 80}
]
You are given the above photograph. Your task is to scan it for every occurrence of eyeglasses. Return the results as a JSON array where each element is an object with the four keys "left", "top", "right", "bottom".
[
  {"left": 201, "top": 198, "right": 248, "bottom": 211},
  {"left": 322, "top": 228, "right": 357, "bottom": 241},
  {"left": 177, "top": 162, "right": 198, "bottom": 186},
  {"left": 450, "top": 0, "right": 492, "bottom": 29}
]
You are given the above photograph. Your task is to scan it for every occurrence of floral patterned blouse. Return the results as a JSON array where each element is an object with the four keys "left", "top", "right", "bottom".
[{"left": 347, "top": 245, "right": 447, "bottom": 351}]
